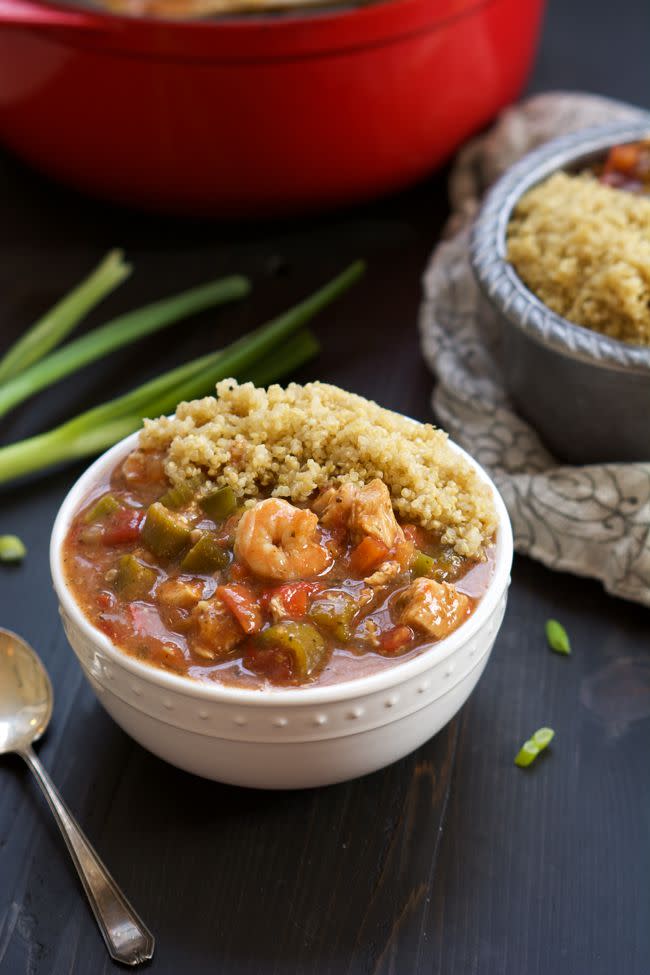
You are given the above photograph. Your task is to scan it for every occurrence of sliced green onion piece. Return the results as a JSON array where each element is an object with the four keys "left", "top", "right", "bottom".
[
  {"left": 532, "top": 727, "right": 555, "bottom": 749},
  {"left": 0, "top": 250, "right": 132, "bottom": 383},
  {"left": 514, "top": 727, "right": 555, "bottom": 767},
  {"left": 514, "top": 741, "right": 539, "bottom": 768},
  {"left": 545, "top": 619, "right": 571, "bottom": 655},
  {"left": 0, "top": 535, "right": 27, "bottom": 563}
]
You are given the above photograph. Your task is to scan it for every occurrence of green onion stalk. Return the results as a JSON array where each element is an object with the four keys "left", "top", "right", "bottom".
[
  {"left": 0, "top": 261, "right": 363, "bottom": 487},
  {"left": 0, "top": 250, "right": 132, "bottom": 383},
  {"left": 0, "top": 273, "right": 251, "bottom": 420}
]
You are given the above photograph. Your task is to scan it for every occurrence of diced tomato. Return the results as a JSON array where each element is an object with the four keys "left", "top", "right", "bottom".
[
  {"left": 604, "top": 143, "right": 642, "bottom": 177},
  {"left": 350, "top": 536, "right": 389, "bottom": 575},
  {"left": 600, "top": 171, "right": 631, "bottom": 189},
  {"left": 243, "top": 644, "right": 295, "bottom": 683},
  {"left": 402, "top": 523, "right": 425, "bottom": 547},
  {"left": 124, "top": 605, "right": 187, "bottom": 671},
  {"left": 229, "top": 562, "right": 250, "bottom": 582},
  {"left": 214, "top": 512, "right": 243, "bottom": 545},
  {"left": 98, "top": 619, "right": 118, "bottom": 640},
  {"left": 217, "top": 583, "right": 263, "bottom": 635},
  {"left": 128, "top": 603, "right": 165, "bottom": 638},
  {"left": 379, "top": 625, "right": 414, "bottom": 654},
  {"left": 259, "top": 581, "right": 322, "bottom": 619},
  {"left": 101, "top": 508, "right": 144, "bottom": 546},
  {"left": 147, "top": 643, "right": 186, "bottom": 672},
  {"left": 329, "top": 525, "right": 348, "bottom": 548},
  {"left": 97, "top": 591, "right": 115, "bottom": 611},
  {"left": 394, "top": 536, "right": 415, "bottom": 570}
]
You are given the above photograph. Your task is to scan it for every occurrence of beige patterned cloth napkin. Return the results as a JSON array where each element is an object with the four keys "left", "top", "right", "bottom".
[{"left": 419, "top": 92, "right": 650, "bottom": 607}]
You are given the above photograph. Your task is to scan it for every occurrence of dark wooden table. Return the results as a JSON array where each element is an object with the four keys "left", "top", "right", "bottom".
[{"left": 1, "top": 2, "right": 649, "bottom": 972}]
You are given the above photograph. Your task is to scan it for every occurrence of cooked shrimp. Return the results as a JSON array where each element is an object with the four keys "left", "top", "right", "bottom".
[
  {"left": 234, "top": 498, "right": 332, "bottom": 581},
  {"left": 350, "top": 479, "right": 404, "bottom": 549},
  {"left": 395, "top": 577, "right": 471, "bottom": 639}
]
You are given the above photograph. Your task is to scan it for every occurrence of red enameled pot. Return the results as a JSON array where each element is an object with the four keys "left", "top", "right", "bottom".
[{"left": 0, "top": 0, "right": 545, "bottom": 216}]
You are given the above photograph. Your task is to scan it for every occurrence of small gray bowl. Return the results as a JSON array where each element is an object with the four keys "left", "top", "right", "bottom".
[{"left": 470, "top": 121, "right": 650, "bottom": 464}]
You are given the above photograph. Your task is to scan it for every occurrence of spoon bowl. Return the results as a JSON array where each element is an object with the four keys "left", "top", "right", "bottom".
[{"left": 0, "top": 628, "right": 52, "bottom": 754}]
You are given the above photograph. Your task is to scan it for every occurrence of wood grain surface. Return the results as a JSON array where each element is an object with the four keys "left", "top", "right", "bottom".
[{"left": 1, "top": 2, "right": 649, "bottom": 972}]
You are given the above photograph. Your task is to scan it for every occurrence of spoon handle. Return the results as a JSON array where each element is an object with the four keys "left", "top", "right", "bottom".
[{"left": 19, "top": 745, "right": 155, "bottom": 966}]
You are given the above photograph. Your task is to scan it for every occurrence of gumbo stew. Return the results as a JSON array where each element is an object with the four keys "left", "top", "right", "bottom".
[{"left": 63, "top": 448, "right": 492, "bottom": 688}]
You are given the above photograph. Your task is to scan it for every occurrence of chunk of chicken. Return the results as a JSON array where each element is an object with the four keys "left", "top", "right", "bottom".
[
  {"left": 156, "top": 578, "right": 204, "bottom": 610},
  {"left": 350, "top": 479, "right": 404, "bottom": 549},
  {"left": 156, "top": 578, "right": 204, "bottom": 633},
  {"left": 314, "top": 478, "right": 409, "bottom": 559},
  {"left": 188, "top": 597, "right": 244, "bottom": 659},
  {"left": 354, "top": 617, "right": 381, "bottom": 648},
  {"left": 267, "top": 594, "right": 291, "bottom": 622},
  {"left": 395, "top": 578, "right": 471, "bottom": 640},
  {"left": 312, "top": 482, "right": 357, "bottom": 529},
  {"left": 364, "top": 560, "right": 402, "bottom": 589}
]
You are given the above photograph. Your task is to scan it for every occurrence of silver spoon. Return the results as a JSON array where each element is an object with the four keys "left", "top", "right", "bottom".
[{"left": 0, "top": 627, "right": 155, "bottom": 966}]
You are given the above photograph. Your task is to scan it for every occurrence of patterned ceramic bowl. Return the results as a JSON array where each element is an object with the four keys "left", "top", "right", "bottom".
[
  {"left": 471, "top": 121, "right": 650, "bottom": 464},
  {"left": 50, "top": 429, "right": 512, "bottom": 789}
]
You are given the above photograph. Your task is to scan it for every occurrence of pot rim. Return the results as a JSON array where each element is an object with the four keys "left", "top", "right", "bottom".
[
  {"left": 50, "top": 423, "right": 513, "bottom": 710},
  {"left": 470, "top": 120, "right": 650, "bottom": 374},
  {"left": 1, "top": 0, "right": 495, "bottom": 60}
]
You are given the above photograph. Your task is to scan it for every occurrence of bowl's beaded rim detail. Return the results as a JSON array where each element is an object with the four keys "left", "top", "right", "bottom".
[
  {"left": 470, "top": 120, "right": 650, "bottom": 374},
  {"left": 60, "top": 594, "right": 506, "bottom": 745}
]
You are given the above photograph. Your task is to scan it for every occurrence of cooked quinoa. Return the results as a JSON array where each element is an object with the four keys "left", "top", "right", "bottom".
[
  {"left": 507, "top": 170, "right": 650, "bottom": 345},
  {"left": 140, "top": 381, "right": 497, "bottom": 559}
]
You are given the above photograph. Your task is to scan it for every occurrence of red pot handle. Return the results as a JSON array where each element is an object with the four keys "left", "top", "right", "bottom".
[{"left": 0, "top": 0, "right": 117, "bottom": 30}]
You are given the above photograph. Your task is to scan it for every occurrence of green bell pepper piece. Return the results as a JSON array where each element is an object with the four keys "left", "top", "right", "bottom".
[
  {"left": 181, "top": 533, "right": 230, "bottom": 573},
  {"left": 141, "top": 502, "right": 191, "bottom": 559},
  {"left": 258, "top": 621, "right": 326, "bottom": 678},
  {"left": 199, "top": 486, "right": 238, "bottom": 521},
  {"left": 113, "top": 554, "right": 157, "bottom": 600},
  {"left": 159, "top": 478, "right": 200, "bottom": 511},
  {"left": 410, "top": 549, "right": 435, "bottom": 578},
  {"left": 84, "top": 493, "right": 122, "bottom": 524},
  {"left": 411, "top": 546, "right": 464, "bottom": 582},
  {"left": 308, "top": 591, "right": 358, "bottom": 642}
]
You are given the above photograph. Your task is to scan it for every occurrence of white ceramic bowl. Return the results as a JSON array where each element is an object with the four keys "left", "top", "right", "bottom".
[{"left": 50, "top": 429, "right": 513, "bottom": 789}]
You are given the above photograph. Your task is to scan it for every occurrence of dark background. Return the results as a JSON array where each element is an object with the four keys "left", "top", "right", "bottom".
[{"left": 1, "top": 1, "right": 649, "bottom": 973}]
